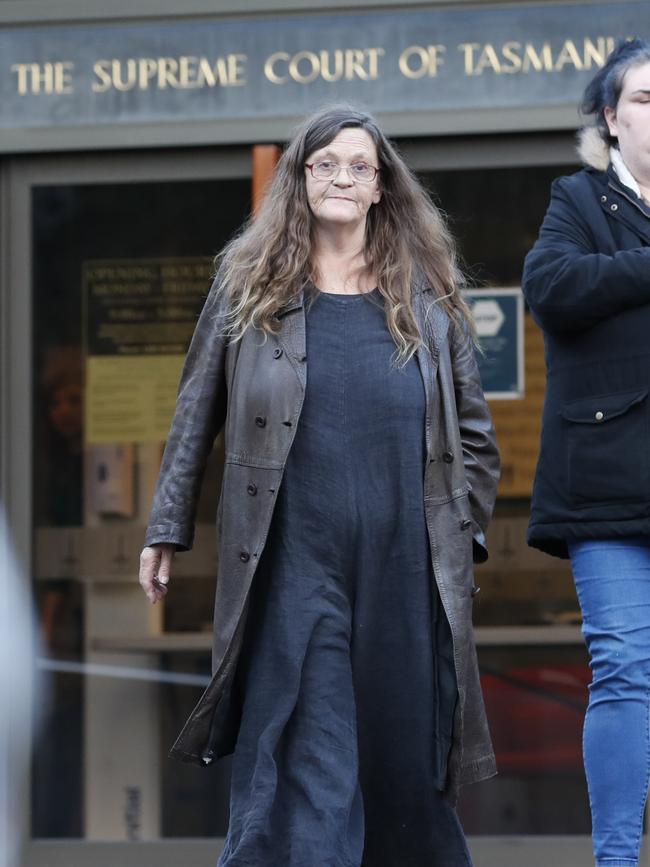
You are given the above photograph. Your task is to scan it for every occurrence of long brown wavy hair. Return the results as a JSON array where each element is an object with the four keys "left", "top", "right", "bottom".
[{"left": 216, "top": 105, "right": 472, "bottom": 365}]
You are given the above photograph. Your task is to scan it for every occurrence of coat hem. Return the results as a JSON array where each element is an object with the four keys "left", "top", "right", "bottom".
[{"left": 528, "top": 517, "right": 650, "bottom": 559}]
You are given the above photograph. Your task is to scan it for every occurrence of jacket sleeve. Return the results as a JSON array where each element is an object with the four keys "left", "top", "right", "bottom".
[
  {"left": 523, "top": 176, "right": 650, "bottom": 335},
  {"left": 450, "top": 319, "right": 500, "bottom": 564},
  {"left": 144, "top": 274, "right": 229, "bottom": 551}
]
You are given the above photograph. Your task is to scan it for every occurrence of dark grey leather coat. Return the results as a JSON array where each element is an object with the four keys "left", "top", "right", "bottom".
[{"left": 145, "top": 276, "right": 500, "bottom": 798}]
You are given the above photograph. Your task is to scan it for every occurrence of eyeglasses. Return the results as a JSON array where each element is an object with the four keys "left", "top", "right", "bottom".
[{"left": 305, "top": 160, "right": 380, "bottom": 183}]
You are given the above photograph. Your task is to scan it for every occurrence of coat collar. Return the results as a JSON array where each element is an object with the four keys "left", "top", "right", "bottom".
[
  {"left": 274, "top": 292, "right": 303, "bottom": 319},
  {"left": 578, "top": 126, "right": 650, "bottom": 215},
  {"left": 274, "top": 280, "right": 447, "bottom": 397},
  {"left": 606, "top": 167, "right": 650, "bottom": 221},
  {"left": 275, "top": 280, "right": 434, "bottom": 319},
  {"left": 576, "top": 127, "right": 650, "bottom": 237}
]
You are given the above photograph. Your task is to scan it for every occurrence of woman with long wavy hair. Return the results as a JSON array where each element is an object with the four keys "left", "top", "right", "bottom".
[{"left": 139, "top": 105, "right": 499, "bottom": 867}]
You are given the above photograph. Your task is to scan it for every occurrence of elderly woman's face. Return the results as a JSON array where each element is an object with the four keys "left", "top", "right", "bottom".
[
  {"left": 605, "top": 61, "right": 650, "bottom": 171},
  {"left": 304, "top": 128, "right": 381, "bottom": 228}
]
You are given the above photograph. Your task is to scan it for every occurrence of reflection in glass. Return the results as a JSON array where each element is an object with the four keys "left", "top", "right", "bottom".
[{"left": 31, "top": 177, "right": 249, "bottom": 839}]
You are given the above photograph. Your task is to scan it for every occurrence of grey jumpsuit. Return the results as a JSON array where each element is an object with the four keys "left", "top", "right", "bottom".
[{"left": 217, "top": 288, "right": 471, "bottom": 867}]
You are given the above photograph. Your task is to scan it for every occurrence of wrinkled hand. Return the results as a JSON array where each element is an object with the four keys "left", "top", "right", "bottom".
[{"left": 139, "top": 543, "right": 175, "bottom": 603}]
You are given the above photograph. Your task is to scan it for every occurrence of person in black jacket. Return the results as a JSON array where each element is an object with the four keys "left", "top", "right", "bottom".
[{"left": 523, "top": 39, "right": 650, "bottom": 867}]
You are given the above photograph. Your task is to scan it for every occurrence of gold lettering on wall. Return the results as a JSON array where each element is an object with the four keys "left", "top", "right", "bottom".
[
  {"left": 264, "top": 48, "right": 385, "bottom": 85},
  {"left": 11, "top": 61, "right": 75, "bottom": 95},
  {"left": 289, "top": 51, "right": 321, "bottom": 84},
  {"left": 91, "top": 54, "right": 247, "bottom": 92},
  {"left": 554, "top": 40, "right": 584, "bottom": 70},
  {"left": 365, "top": 47, "right": 384, "bottom": 79},
  {"left": 500, "top": 42, "right": 523, "bottom": 73},
  {"left": 458, "top": 36, "right": 616, "bottom": 76},
  {"left": 458, "top": 43, "right": 480, "bottom": 76},
  {"left": 264, "top": 52, "right": 290, "bottom": 84},
  {"left": 10, "top": 34, "right": 623, "bottom": 100},
  {"left": 583, "top": 36, "right": 616, "bottom": 67},
  {"left": 521, "top": 43, "right": 554, "bottom": 72},
  {"left": 229, "top": 54, "right": 247, "bottom": 86},
  {"left": 476, "top": 44, "right": 503, "bottom": 75},
  {"left": 399, "top": 45, "right": 446, "bottom": 78}
]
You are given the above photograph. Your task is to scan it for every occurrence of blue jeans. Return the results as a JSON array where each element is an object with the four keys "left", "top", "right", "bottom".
[{"left": 569, "top": 538, "right": 650, "bottom": 867}]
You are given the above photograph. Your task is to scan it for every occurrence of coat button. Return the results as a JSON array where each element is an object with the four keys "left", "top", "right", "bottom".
[
  {"left": 239, "top": 550, "right": 250, "bottom": 563},
  {"left": 595, "top": 411, "right": 604, "bottom": 421},
  {"left": 471, "top": 585, "right": 481, "bottom": 597},
  {"left": 247, "top": 483, "right": 257, "bottom": 496},
  {"left": 460, "top": 518, "right": 472, "bottom": 530},
  {"left": 601, "top": 195, "right": 607, "bottom": 202},
  {"left": 442, "top": 451, "right": 454, "bottom": 463},
  {"left": 611, "top": 203, "right": 618, "bottom": 211},
  {"left": 255, "top": 415, "right": 266, "bottom": 428},
  {"left": 273, "top": 347, "right": 283, "bottom": 359}
]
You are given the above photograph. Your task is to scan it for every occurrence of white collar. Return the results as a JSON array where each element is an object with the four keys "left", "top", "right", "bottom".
[{"left": 610, "top": 147, "right": 642, "bottom": 197}]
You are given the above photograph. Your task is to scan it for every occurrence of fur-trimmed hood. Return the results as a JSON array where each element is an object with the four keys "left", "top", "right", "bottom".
[
  {"left": 577, "top": 126, "right": 610, "bottom": 171},
  {"left": 578, "top": 126, "right": 644, "bottom": 198}
]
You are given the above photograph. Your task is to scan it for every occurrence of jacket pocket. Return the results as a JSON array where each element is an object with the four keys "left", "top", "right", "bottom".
[
  {"left": 561, "top": 388, "right": 649, "bottom": 507},
  {"left": 426, "top": 491, "right": 474, "bottom": 584}
]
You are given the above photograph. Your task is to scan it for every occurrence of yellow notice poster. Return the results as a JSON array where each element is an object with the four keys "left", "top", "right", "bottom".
[
  {"left": 83, "top": 257, "right": 212, "bottom": 444},
  {"left": 85, "top": 355, "right": 185, "bottom": 443}
]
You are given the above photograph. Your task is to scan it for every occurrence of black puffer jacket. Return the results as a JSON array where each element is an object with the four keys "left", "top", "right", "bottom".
[{"left": 523, "top": 128, "right": 650, "bottom": 558}]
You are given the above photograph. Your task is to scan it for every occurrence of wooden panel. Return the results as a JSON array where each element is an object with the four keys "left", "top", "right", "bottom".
[{"left": 252, "top": 144, "right": 281, "bottom": 215}]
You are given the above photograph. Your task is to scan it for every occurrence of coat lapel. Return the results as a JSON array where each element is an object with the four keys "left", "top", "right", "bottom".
[
  {"left": 414, "top": 289, "right": 448, "bottom": 377},
  {"left": 275, "top": 290, "right": 307, "bottom": 389},
  {"left": 274, "top": 284, "right": 449, "bottom": 397},
  {"left": 414, "top": 289, "right": 448, "bottom": 456}
]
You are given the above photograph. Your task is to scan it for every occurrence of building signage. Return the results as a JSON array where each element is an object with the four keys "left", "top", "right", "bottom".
[
  {"left": 0, "top": 1, "right": 647, "bottom": 147},
  {"left": 466, "top": 288, "right": 524, "bottom": 399}
]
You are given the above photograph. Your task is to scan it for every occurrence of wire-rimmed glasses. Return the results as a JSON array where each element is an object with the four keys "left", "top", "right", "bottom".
[{"left": 305, "top": 160, "right": 380, "bottom": 183}]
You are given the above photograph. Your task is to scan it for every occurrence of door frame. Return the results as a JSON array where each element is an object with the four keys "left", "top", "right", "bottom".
[
  {"left": 0, "top": 146, "right": 250, "bottom": 865},
  {"left": 0, "top": 138, "right": 614, "bottom": 866}
]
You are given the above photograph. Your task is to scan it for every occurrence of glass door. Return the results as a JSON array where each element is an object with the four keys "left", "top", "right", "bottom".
[
  {"left": 3, "top": 148, "right": 251, "bottom": 866},
  {"left": 4, "top": 142, "right": 635, "bottom": 866}
]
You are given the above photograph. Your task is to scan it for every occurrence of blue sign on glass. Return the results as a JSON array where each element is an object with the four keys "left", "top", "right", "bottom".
[{"left": 465, "top": 288, "right": 524, "bottom": 399}]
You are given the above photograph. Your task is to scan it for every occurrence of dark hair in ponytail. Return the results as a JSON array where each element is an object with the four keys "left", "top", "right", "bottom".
[{"left": 581, "top": 38, "right": 650, "bottom": 145}]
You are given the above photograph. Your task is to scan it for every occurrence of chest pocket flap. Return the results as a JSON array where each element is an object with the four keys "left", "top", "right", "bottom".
[{"left": 560, "top": 388, "right": 648, "bottom": 425}]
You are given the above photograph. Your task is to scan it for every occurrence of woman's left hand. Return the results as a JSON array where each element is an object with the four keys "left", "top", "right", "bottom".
[{"left": 139, "top": 543, "right": 175, "bottom": 604}]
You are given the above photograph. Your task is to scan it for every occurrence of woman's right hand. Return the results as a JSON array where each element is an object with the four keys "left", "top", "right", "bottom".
[{"left": 139, "top": 543, "right": 175, "bottom": 604}]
